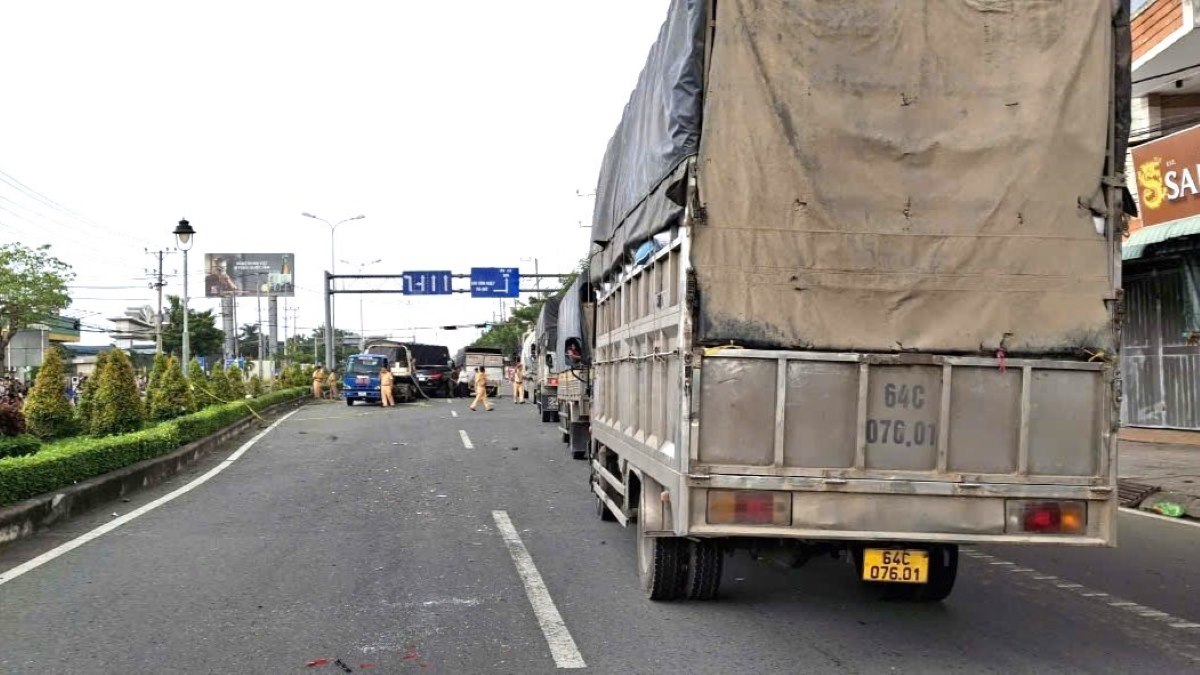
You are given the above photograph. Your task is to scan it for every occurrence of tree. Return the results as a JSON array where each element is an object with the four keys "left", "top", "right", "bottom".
[
  {"left": 226, "top": 364, "right": 247, "bottom": 399},
  {"left": 475, "top": 299, "right": 545, "bottom": 358},
  {"left": 161, "top": 295, "right": 224, "bottom": 360},
  {"left": 90, "top": 349, "right": 143, "bottom": 436},
  {"left": 187, "top": 358, "right": 213, "bottom": 409},
  {"left": 209, "top": 361, "right": 235, "bottom": 403},
  {"left": 75, "top": 350, "right": 109, "bottom": 429},
  {"left": 145, "top": 353, "right": 167, "bottom": 415},
  {"left": 248, "top": 374, "right": 264, "bottom": 397},
  {"left": 0, "top": 244, "right": 74, "bottom": 374},
  {"left": 150, "top": 356, "right": 194, "bottom": 421},
  {"left": 23, "top": 347, "right": 75, "bottom": 438},
  {"left": 237, "top": 324, "right": 266, "bottom": 359}
]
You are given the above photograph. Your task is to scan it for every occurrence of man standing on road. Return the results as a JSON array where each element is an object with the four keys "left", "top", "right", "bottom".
[
  {"left": 380, "top": 365, "right": 395, "bottom": 407},
  {"left": 512, "top": 361, "right": 525, "bottom": 404},
  {"left": 469, "top": 366, "right": 493, "bottom": 412},
  {"left": 312, "top": 366, "right": 325, "bottom": 400},
  {"left": 325, "top": 367, "right": 340, "bottom": 400}
]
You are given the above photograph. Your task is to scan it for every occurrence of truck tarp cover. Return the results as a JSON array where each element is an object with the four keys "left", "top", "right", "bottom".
[
  {"left": 556, "top": 277, "right": 590, "bottom": 368},
  {"left": 594, "top": 0, "right": 1128, "bottom": 355},
  {"left": 590, "top": 0, "right": 705, "bottom": 278},
  {"left": 692, "top": 0, "right": 1125, "bottom": 354},
  {"left": 535, "top": 298, "right": 560, "bottom": 350}
]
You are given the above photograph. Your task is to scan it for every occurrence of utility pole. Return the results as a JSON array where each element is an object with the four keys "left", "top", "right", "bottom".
[{"left": 146, "top": 249, "right": 167, "bottom": 355}]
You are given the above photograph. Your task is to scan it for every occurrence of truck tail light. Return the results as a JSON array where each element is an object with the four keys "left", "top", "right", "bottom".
[
  {"left": 706, "top": 490, "right": 791, "bottom": 526},
  {"left": 550, "top": 378, "right": 559, "bottom": 386},
  {"left": 1005, "top": 500, "right": 1086, "bottom": 535}
]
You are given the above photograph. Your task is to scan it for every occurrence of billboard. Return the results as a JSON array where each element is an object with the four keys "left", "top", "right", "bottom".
[
  {"left": 1132, "top": 124, "right": 1200, "bottom": 228},
  {"left": 204, "top": 253, "right": 295, "bottom": 297}
]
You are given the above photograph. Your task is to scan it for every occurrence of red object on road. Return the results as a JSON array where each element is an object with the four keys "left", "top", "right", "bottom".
[{"left": 305, "top": 658, "right": 329, "bottom": 667}]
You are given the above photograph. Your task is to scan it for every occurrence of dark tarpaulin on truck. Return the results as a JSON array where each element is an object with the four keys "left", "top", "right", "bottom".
[
  {"left": 534, "top": 297, "right": 561, "bottom": 355},
  {"left": 589, "top": 0, "right": 706, "bottom": 281},
  {"left": 556, "top": 277, "right": 592, "bottom": 369}
]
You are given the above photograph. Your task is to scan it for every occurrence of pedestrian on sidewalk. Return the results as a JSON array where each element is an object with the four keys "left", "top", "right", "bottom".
[
  {"left": 512, "top": 361, "right": 525, "bottom": 404},
  {"left": 311, "top": 366, "right": 325, "bottom": 400},
  {"left": 469, "top": 366, "right": 493, "bottom": 412},
  {"left": 380, "top": 366, "right": 395, "bottom": 407}
]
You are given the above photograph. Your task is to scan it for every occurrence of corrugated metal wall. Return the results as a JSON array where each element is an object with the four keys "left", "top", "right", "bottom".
[{"left": 1122, "top": 265, "right": 1200, "bottom": 428}]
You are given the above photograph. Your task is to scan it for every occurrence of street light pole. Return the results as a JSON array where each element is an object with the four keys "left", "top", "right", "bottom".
[
  {"left": 341, "top": 258, "right": 381, "bottom": 350},
  {"left": 173, "top": 219, "right": 196, "bottom": 367},
  {"left": 302, "top": 212, "right": 364, "bottom": 365}
]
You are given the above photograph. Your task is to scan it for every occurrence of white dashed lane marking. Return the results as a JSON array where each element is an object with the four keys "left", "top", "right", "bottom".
[{"left": 962, "top": 547, "right": 1200, "bottom": 632}]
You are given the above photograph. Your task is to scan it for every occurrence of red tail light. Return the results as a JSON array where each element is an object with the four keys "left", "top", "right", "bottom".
[
  {"left": 549, "top": 378, "right": 558, "bottom": 386},
  {"left": 1006, "top": 500, "right": 1086, "bottom": 535}
]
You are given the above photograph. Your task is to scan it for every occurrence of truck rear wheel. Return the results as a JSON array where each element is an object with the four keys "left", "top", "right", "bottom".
[
  {"left": 637, "top": 496, "right": 687, "bottom": 601},
  {"left": 541, "top": 409, "right": 556, "bottom": 423},
  {"left": 686, "top": 540, "right": 723, "bottom": 600},
  {"left": 345, "top": 399, "right": 354, "bottom": 406}
]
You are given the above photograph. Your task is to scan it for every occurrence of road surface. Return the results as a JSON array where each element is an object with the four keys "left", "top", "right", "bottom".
[{"left": 2, "top": 398, "right": 1199, "bottom": 673}]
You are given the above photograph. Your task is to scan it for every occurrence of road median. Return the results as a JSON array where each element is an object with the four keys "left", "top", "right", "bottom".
[{"left": 0, "top": 388, "right": 307, "bottom": 546}]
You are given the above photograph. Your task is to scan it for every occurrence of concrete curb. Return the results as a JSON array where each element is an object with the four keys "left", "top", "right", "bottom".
[{"left": 0, "top": 398, "right": 306, "bottom": 547}]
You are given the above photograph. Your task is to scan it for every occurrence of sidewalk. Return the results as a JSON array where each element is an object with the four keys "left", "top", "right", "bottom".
[{"left": 1119, "top": 427, "right": 1200, "bottom": 519}]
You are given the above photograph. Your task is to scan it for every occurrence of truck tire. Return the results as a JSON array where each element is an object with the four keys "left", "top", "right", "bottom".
[
  {"left": 637, "top": 497, "right": 687, "bottom": 601},
  {"left": 541, "top": 409, "right": 556, "bottom": 424},
  {"left": 561, "top": 430, "right": 570, "bottom": 443},
  {"left": 686, "top": 540, "right": 724, "bottom": 601},
  {"left": 346, "top": 399, "right": 354, "bottom": 406}
]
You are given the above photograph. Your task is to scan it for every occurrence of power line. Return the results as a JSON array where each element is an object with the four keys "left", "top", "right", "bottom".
[{"left": 1133, "top": 62, "right": 1200, "bottom": 86}]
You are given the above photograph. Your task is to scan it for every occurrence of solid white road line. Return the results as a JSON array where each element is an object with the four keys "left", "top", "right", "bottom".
[
  {"left": 0, "top": 409, "right": 300, "bottom": 588},
  {"left": 492, "top": 510, "right": 586, "bottom": 669},
  {"left": 459, "top": 430, "right": 474, "bottom": 449}
]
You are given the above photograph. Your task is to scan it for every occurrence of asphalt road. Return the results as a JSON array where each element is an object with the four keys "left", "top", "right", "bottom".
[{"left": 2, "top": 397, "right": 1200, "bottom": 674}]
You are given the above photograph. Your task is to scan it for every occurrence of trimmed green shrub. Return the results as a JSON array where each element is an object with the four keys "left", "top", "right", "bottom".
[
  {"left": 0, "top": 387, "right": 307, "bottom": 506},
  {"left": 227, "top": 365, "right": 247, "bottom": 399},
  {"left": 248, "top": 374, "right": 264, "bottom": 397},
  {"left": 90, "top": 349, "right": 144, "bottom": 437},
  {"left": 0, "top": 403, "right": 26, "bottom": 437},
  {"left": 186, "top": 358, "right": 212, "bottom": 409},
  {"left": 145, "top": 354, "right": 167, "bottom": 414},
  {"left": 24, "top": 348, "right": 76, "bottom": 439},
  {"left": 0, "top": 434, "right": 40, "bottom": 459},
  {"left": 209, "top": 361, "right": 234, "bottom": 404},
  {"left": 75, "top": 351, "right": 109, "bottom": 430},
  {"left": 149, "top": 356, "right": 194, "bottom": 422}
]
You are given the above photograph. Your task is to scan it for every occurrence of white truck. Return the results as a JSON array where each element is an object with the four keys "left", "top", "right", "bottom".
[
  {"left": 585, "top": 0, "right": 1130, "bottom": 602},
  {"left": 455, "top": 346, "right": 503, "bottom": 398}
]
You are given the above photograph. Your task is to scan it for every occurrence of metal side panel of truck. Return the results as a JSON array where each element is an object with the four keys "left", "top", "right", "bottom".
[
  {"left": 590, "top": 222, "right": 1117, "bottom": 602},
  {"left": 585, "top": 0, "right": 1126, "bottom": 602}
]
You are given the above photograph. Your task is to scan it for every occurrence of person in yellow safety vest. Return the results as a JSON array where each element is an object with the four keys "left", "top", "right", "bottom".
[
  {"left": 380, "top": 366, "right": 395, "bottom": 407},
  {"left": 312, "top": 366, "right": 325, "bottom": 400},
  {"left": 326, "top": 368, "right": 340, "bottom": 400},
  {"left": 469, "top": 366, "right": 493, "bottom": 412},
  {"left": 512, "top": 362, "right": 525, "bottom": 404}
]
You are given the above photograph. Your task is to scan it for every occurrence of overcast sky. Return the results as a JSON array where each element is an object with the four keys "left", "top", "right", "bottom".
[{"left": 0, "top": 0, "right": 670, "bottom": 354}]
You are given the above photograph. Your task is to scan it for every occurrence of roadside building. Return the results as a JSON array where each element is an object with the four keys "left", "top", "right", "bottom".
[{"left": 1123, "top": 0, "right": 1200, "bottom": 428}]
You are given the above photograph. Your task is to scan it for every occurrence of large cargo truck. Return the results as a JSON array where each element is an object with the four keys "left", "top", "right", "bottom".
[
  {"left": 533, "top": 298, "right": 561, "bottom": 424},
  {"left": 586, "top": 0, "right": 1130, "bottom": 602},
  {"left": 555, "top": 277, "right": 594, "bottom": 460}
]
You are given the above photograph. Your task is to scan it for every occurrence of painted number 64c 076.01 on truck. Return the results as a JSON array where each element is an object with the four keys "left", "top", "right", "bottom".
[{"left": 865, "top": 379, "right": 939, "bottom": 455}]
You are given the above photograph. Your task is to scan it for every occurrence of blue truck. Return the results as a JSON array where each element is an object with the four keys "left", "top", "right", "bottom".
[{"left": 341, "top": 353, "right": 390, "bottom": 406}]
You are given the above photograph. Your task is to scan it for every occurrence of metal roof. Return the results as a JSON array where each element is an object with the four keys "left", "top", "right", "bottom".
[{"left": 1123, "top": 214, "right": 1200, "bottom": 260}]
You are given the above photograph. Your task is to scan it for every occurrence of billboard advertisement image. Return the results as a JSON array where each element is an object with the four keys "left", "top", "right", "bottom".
[{"left": 204, "top": 253, "right": 295, "bottom": 297}]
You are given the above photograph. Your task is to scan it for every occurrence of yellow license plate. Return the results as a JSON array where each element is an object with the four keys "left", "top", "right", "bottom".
[{"left": 862, "top": 549, "right": 929, "bottom": 584}]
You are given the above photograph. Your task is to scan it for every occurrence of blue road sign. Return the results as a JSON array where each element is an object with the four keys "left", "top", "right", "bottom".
[
  {"left": 470, "top": 267, "right": 519, "bottom": 298},
  {"left": 402, "top": 270, "right": 453, "bottom": 295}
]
